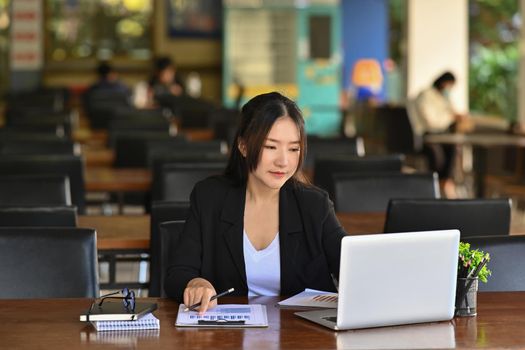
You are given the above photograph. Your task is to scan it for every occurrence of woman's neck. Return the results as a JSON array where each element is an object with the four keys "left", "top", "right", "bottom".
[{"left": 245, "top": 178, "right": 280, "bottom": 204}]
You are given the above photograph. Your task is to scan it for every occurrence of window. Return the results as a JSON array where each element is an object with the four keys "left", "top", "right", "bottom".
[
  {"left": 469, "top": 0, "right": 519, "bottom": 121},
  {"left": 45, "top": 0, "right": 153, "bottom": 62},
  {"left": 0, "top": 0, "right": 10, "bottom": 95}
]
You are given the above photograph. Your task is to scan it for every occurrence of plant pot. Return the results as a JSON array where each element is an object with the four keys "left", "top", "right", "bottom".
[{"left": 455, "top": 277, "right": 478, "bottom": 317}]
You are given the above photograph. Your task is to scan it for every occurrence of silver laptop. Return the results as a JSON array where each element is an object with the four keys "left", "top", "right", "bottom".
[{"left": 296, "top": 230, "right": 459, "bottom": 330}]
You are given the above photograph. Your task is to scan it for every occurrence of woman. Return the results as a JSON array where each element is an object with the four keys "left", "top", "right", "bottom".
[
  {"left": 148, "top": 56, "right": 185, "bottom": 103},
  {"left": 414, "top": 71, "right": 470, "bottom": 198},
  {"left": 164, "top": 92, "right": 346, "bottom": 313}
]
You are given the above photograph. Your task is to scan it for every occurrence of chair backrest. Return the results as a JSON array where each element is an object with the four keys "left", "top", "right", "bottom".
[
  {"left": 158, "top": 95, "right": 216, "bottom": 128},
  {"left": 333, "top": 172, "right": 440, "bottom": 212},
  {"left": 0, "top": 227, "right": 99, "bottom": 298},
  {"left": 84, "top": 90, "right": 131, "bottom": 129},
  {"left": 0, "top": 129, "right": 66, "bottom": 141},
  {"left": 376, "top": 105, "right": 423, "bottom": 154},
  {"left": 149, "top": 201, "right": 190, "bottom": 297},
  {"left": 0, "top": 174, "right": 71, "bottom": 207},
  {"left": 0, "top": 206, "right": 77, "bottom": 227},
  {"left": 147, "top": 140, "right": 227, "bottom": 168},
  {"left": 0, "top": 155, "right": 86, "bottom": 213},
  {"left": 384, "top": 198, "right": 511, "bottom": 237},
  {"left": 313, "top": 154, "right": 405, "bottom": 196},
  {"left": 0, "top": 139, "right": 77, "bottom": 155},
  {"left": 113, "top": 132, "right": 174, "bottom": 167},
  {"left": 108, "top": 117, "right": 171, "bottom": 135},
  {"left": 6, "top": 110, "right": 74, "bottom": 137},
  {"left": 159, "top": 220, "right": 185, "bottom": 298},
  {"left": 462, "top": 235, "right": 525, "bottom": 291},
  {"left": 305, "top": 136, "right": 365, "bottom": 169},
  {"left": 152, "top": 162, "right": 226, "bottom": 202}
]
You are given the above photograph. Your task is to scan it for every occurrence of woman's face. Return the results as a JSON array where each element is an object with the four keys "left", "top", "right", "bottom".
[
  {"left": 159, "top": 66, "right": 175, "bottom": 84},
  {"left": 244, "top": 116, "right": 301, "bottom": 191}
]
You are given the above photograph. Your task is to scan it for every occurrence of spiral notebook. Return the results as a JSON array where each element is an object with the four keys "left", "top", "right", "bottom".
[{"left": 91, "top": 313, "right": 160, "bottom": 332}]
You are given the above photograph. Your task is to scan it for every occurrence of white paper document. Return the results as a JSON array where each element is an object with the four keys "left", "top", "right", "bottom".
[
  {"left": 175, "top": 304, "right": 268, "bottom": 328},
  {"left": 278, "top": 288, "right": 338, "bottom": 308}
]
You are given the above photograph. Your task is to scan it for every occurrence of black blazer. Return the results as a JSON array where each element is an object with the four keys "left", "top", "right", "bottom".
[{"left": 164, "top": 176, "right": 346, "bottom": 301}]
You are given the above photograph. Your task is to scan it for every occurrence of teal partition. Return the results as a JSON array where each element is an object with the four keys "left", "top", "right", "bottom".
[
  {"left": 297, "top": 5, "right": 341, "bottom": 136},
  {"left": 223, "top": 1, "right": 341, "bottom": 136}
]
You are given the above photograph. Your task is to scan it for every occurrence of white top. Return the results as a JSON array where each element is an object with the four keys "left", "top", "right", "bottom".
[
  {"left": 414, "top": 87, "right": 456, "bottom": 133},
  {"left": 243, "top": 230, "right": 281, "bottom": 296}
]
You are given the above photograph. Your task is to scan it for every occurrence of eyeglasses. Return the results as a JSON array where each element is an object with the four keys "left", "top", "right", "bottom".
[{"left": 88, "top": 288, "right": 136, "bottom": 314}]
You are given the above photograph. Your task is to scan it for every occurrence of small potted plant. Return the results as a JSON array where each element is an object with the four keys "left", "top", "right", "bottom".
[{"left": 456, "top": 242, "right": 491, "bottom": 316}]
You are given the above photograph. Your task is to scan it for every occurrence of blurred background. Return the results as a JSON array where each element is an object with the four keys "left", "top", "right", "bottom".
[{"left": 0, "top": 0, "right": 521, "bottom": 131}]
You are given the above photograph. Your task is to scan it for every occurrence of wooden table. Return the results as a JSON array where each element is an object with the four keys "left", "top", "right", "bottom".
[
  {"left": 79, "top": 215, "right": 150, "bottom": 250},
  {"left": 79, "top": 213, "right": 386, "bottom": 252},
  {"left": 1, "top": 294, "right": 525, "bottom": 349},
  {"left": 80, "top": 212, "right": 525, "bottom": 252},
  {"left": 85, "top": 167, "right": 152, "bottom": 193},
  {"left": 83, "top": 147, "right": 115, "bottom": 167},
  {"left": 424, "top": 133, "right": 525, "bottom": 197}
]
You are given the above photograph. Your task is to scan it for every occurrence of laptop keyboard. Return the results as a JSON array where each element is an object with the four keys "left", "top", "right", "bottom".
[{"left": 322, "top": 316, "right": 337, "bottom": 323}]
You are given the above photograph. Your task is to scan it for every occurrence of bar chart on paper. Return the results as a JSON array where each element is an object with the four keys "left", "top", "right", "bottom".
[
  {"left": 278, "top": 289, "right": 338, "bottom": 308},
  {"left": 175, "top": 304, "right": 268, "bottom": 328}
]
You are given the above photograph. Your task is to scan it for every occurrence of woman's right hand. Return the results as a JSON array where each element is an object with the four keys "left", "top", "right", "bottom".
[{"left": 183, "top": 278, "right": 217, "bottom": 314}]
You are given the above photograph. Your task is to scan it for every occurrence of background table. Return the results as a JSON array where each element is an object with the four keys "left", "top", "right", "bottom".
[{"left": 424, "top": 132, "right": 525, "bottom": 197}]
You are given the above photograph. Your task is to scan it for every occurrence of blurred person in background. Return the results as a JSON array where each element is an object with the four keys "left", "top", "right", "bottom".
[
  {"left": 414, "top": 71, "right": 472, "bottom": 198},
  {"left": 148, "top": 56, "right": 185, "bottom": 102},
  {"left": 86, "top": 61, "right": 130, "bottom": 96}
]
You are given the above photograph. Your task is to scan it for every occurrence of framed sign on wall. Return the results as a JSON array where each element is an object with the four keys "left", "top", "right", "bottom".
[{"left": 167, "top": 0, "right": 221, "bottom": 38}]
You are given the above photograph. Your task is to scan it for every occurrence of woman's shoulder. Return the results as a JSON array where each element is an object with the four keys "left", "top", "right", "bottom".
[{"left": 289, "top": 181, "right": 330, "bottom": 204}]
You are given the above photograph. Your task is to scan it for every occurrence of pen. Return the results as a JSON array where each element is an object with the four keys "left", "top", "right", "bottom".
[
  {"left": 467, "top": 255, "right": 488, "bottom": 279},
  {"left": 184, "top": 287, "right": 235, "bottom": 312}
]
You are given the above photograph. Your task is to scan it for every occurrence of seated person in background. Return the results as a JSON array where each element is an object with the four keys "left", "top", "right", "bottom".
[
  {"left": 164, "top": 92, "right": 346, "bottom": 313},
  {"left": 148, "top": 56, "right": 185, "bottom": 104},
  {"left": 86, "top": 61, "right": 130, "bottom": 95},
  {"left": 414, "top": 71, "right": 471, "bottom": 198}
]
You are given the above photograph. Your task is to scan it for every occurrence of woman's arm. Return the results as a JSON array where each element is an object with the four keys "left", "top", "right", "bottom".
[
  {"left": 321, "top": 194, "right": 347, "bottom": 280},
  {"left": 164, "top": 187, "right": 211, "bottom": 301}
]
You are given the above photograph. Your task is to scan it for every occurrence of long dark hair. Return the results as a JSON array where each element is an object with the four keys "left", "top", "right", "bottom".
[
  {"left": 224, "top": 92, "right": 307, "bottom": 186},
  {"left": 432, "top": 71, "right": 456, "bottom": 91}
]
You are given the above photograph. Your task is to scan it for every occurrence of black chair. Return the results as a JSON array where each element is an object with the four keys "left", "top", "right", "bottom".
[
  {"left": 84, "top": 90, "right": 132, "bottom": 129},
  {"left": 6, "top": 89, "right": 67, "bottom": 115},
  {"left": 0, "top": 174, "right": 71, "bottom": 207},
  {"left": 0, "top": 129, "right": 66, "bottom": 141},
  {"left": 305, "top": 136, "right": 365, "bottom": 168},
  {"left": 158, "top": 95, "right": 216, "bottom": 128},
  {"left": 0, "top": 155, "right": 86, "bottom": 213},
  {"left": 6, "top": 110, "right": 74, "bottom": 137},
  {"left": 210, "top": 108, "right": 241, "bottom": 146},
  {"left": 149, "top": 201, "right": 190, "bottom": 297},
  {"left": 159, "top": 220, "right": 185, "bottom": 297},
  {"left": 113, "top": 132, "right": 175, "bottom": 168},
  {"left": 0, "top": 139, "right": 77, "bottom": 155},
  {"left": 462, "top": 236, "right": 525, "bottom": 291},
  {"left": 152, "top": 162, "right": 226, "bottom": 202},
  {"left": 313, "top": 154, "right": 405, "bottom": 196},
  {"left": 376, "top": 105, "right": 424, "bottom": 154},
  {"left": 0, "top": 206, "right": 77, "bottom": 227},
  {"left": 0, "top": 227, "right": 98, "bottom": 298},
  {"left": 333, "top": 172, "right": 440, "bottom": 212},
  {"left": 384, "top": 198, "right": 511, "bottom": 237},
  {"left": 146, "top": 139, "right": 227, "bottom": 167}
]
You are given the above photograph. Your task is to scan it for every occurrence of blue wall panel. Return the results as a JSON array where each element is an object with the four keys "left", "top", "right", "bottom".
[{"left": 342, "top": 0, "right": 388, "bottom": 100}]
